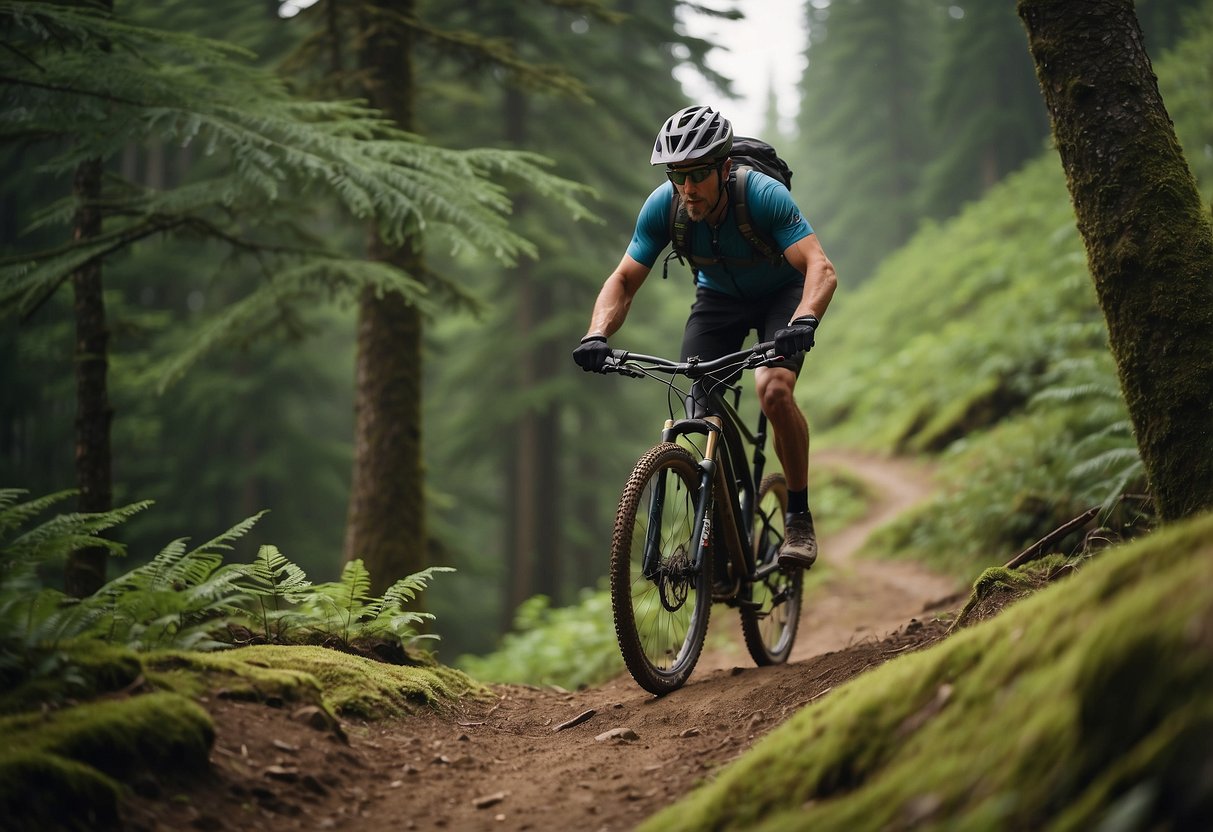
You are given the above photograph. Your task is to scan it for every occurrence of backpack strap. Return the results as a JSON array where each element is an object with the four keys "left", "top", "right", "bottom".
[
  {"left": 664, "top": 191, "right": 693, "bottom": 280},
  {"left": 730, "top": 167, "right": 784, "bottom": 265}
]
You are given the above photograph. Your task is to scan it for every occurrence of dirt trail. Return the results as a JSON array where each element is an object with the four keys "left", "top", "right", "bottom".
[{"left": 123, "top": 453, "right": 965, "bottom": 832}]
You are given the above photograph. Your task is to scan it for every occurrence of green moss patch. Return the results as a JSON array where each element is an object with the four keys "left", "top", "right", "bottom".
[
  {"left": 149, "top": 644, "right": 486, "bottom": 718},
  {"left": 639, "top": 511, "right": 1213, "bottom": 831},
  {"left": 0, "top": 692, "right": 213, "bottom": 829},
  {"left": 0, "top": 643, "right": 145, "bottom": 716}
]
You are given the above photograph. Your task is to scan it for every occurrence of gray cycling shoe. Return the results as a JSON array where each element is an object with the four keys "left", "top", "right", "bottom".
[{"left": 777, "top": 510, "right": 818, "bottom": 570}]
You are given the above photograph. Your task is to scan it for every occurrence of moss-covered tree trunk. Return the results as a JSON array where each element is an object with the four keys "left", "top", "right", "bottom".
[
  {"left": 341, "top": 0, "right": 428, "bottom": 592},
  {"left": 1017, "top": 0, "right": 1213, "bottom": 522}
]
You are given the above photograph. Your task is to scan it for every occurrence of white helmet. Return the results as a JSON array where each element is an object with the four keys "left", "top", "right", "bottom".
[{"left": 650, "top": 105, "right": 734, "bottom": 166}]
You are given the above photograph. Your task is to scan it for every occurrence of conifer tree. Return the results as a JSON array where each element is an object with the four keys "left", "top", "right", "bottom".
[
  {"left": 917, "top": 1, "right": 1051, "bottom": 220},
  {"left": 0, "top": 0, "right": 589, "bottom": 594},
  {"left": 280, "top": 0, "right": 606, "bottom": 594},
  {"left": 794, "top": 0, "right": 934, "bottom": 283}
]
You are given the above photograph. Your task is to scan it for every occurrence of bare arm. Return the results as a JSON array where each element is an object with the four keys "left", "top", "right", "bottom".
[
  {"left": 584, "top": 254, "right": 653, "bottom": 338},
  {"left": 783, "top": 234, "right": 837, "bottom": 322}
]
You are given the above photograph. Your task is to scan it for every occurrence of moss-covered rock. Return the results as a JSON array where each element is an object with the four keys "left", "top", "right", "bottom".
[
  {"left": 0, "top": 692, "right": 213, "bottom": 830},
  {"left": 0, "top": 643, "right": 144, "bottom": 716},
  {"left": 148, "top": 643, "right": 487, "bottom": 718},
  {"left": 639, "top": 511, "right": 1213, "bottom": 831}
]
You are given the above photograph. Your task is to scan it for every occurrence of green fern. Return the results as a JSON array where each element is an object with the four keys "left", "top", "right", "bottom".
[
  {"left": 1, "top": 489, "right": 454, "bottom": 704},
  {"left": 236, "top": 545, "right": 313, "bottom": 641},
  {"left": 363, "top": 566, "right": 454, "bottom": 644},
  {"left": 299, "top": 562, "right": 453, "bottom": 648},
  {"left": 302, "top": 559, "right": 375, "bottom": 643}
]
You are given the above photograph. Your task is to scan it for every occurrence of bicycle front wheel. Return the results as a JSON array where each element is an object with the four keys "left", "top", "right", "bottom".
[
  {"left": 740, "top": 473, "right": 803, "bottom": 665},
  {"left": 610, "top": 442, "right": 712, "bottom": 695}
]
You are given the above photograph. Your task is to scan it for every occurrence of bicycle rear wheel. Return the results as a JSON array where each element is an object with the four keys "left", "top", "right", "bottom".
[
  {"left": 740, "top": 473, "right": 803, "bottom": 665},
  {"left": 610, "top": 442, "right": 712, "bottom": 695}
]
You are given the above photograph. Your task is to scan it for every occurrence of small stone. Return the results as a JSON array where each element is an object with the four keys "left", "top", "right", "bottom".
[{"left": 595, "top": 727, "right": 639, "bottom": 742}]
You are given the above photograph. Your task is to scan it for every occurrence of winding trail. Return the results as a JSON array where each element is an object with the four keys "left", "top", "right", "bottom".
[
  {"left": 125, "top": 452, "right": 967, "bottom": 832},
  {"left": 696, "top": 450, "right": 962, "bottom": 674}
]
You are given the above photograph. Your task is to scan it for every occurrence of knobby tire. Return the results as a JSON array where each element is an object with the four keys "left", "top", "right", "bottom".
[{"left": 610, "top": 442, "right": 712, "bottom": 695}]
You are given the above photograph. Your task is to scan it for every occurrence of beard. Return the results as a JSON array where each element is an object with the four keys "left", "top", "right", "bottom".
[{"left": 682, "top": 191, "right": 717, "bottom": 222}]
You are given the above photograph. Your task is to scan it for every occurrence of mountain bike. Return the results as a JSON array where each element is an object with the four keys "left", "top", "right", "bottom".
[{"left": 601, "top": 341, "right": 803, "bottom": 695}]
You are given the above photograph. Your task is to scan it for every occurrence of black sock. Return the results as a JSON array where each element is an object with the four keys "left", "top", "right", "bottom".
[{"left": 787, "top": 488, "right": 808, "bottom": 514}]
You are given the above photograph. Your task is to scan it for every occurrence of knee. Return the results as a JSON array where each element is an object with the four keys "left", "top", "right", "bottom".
[{"left": 758, "top": 377, "right": 797, "bottom": 416}]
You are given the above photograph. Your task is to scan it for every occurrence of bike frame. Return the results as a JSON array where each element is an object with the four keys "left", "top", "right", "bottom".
[{"left": 607, "top": 343, "right": 782, "bottom": 594}]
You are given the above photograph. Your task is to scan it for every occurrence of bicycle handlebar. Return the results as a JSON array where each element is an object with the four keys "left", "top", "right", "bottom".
[{"left": 602, "top": 341, "right": 782, "bottom": 378}]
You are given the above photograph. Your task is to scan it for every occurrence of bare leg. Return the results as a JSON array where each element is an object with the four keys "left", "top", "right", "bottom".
[{"left": 754, "top": 366, "right": 808, "bottom": 491}]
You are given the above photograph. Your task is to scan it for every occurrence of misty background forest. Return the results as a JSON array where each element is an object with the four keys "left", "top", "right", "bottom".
[{"left": 3, "top": 0, "right": 1211, "bottom": 668}]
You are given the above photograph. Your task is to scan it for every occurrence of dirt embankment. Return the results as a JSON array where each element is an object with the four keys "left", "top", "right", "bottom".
[{"left": 122, "top": 453, "right": 963, "bottom": 832}]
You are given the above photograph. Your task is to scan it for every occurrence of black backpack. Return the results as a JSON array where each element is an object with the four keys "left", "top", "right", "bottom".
[{"left": 665, "top": 136, "right": 795, "bottom": 279}]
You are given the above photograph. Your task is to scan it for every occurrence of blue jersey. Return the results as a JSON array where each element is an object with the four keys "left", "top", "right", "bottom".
[{"left": 625, "top": 170, "right": 814, "bottom": 299}]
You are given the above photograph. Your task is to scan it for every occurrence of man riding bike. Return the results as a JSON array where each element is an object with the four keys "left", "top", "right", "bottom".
[{"left": 573, "top": 104, "right": 837, "bottom": 570}]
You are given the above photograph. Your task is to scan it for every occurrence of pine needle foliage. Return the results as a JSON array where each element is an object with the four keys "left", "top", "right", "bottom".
[
  {"left": 0, "top": 0, "right": 594, "bottom": 378},
  {"left": 0, "top": 489, "right": 452, "bottom": 698}
]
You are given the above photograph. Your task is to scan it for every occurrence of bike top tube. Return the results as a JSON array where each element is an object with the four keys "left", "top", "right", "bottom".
[{"left": 602, "top": 341, "right": 781, "bottom": 379}]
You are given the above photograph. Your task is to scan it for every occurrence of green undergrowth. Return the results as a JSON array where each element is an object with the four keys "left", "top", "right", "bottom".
[
  {"left": 798, "top": 12, "right": 1213, "bottom": 576},
  {"left": 0, "top": 491, "right": 486, "bottom": 827},
  {"left": 640, "top": 511, "right": 1213, "bottom": 831}
]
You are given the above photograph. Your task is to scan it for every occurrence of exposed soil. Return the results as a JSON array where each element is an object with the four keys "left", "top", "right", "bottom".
[{"left": 121, "top": 453, "right": 965, "bottom": 832}]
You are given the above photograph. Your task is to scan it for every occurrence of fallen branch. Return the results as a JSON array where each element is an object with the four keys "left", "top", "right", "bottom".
[
  {"left": 1004, "top": 506, "right": 1099, "bottom": 570},
  {"left": 553, "top": 709, "right": 596, "bottom": 733}
]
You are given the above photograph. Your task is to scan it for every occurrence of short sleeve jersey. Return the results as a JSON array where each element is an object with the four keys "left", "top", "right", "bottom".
[{"left": 625, "top": 170, "right": 814, "bottom": 299}]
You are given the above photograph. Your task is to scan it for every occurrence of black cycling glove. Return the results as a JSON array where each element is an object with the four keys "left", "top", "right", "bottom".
[
  {"left": 773, "top": 315, "right": 819, "bottom": 358},
  {"left": 573, "top": 335, "right": 612, "bottom": 372}
]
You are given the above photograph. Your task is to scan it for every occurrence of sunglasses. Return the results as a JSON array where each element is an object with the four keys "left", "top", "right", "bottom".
[{"left": 666, "top": 165, "right": 719, "bottom": 185}]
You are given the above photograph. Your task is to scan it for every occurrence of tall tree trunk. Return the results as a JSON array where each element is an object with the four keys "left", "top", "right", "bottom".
[
  {"left": 65, "top": 155, "right": 113, "bottom": 597},
  {"left": 500, "top": 62, "right": 563, "bottom": 620},
  {"left": 65, "top": 0, "right": 116, "bottom": 597},
  {"left": 341, "top": 0, "right": 429, "bottom": 592},
  {"left": 344, "top": 249, "right": 426, "bottom": 592},
  {"left": 1017, "top": 0, "right": 1213, "bottom": 521}
]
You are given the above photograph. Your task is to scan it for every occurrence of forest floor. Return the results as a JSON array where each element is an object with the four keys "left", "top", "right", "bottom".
[{"left": 121, "top": 452, "right": 968, "bottom": 832}]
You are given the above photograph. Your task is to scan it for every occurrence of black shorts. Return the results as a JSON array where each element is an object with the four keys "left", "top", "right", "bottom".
[{"left": 680, "top": 281, "right": 806, "bottom": 377}]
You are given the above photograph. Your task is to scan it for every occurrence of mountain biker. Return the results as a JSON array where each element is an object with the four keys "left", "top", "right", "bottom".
[{"left": 573, "top": 104, "right": 837, "bottom": 571}]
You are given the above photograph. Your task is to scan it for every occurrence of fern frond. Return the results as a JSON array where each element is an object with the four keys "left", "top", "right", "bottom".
[
  {"left": 378, "top": 566, "right": 456, "bottom": 612},
  {"left": 2, "top": 499, "right": 150, "bottom": 575},
  {"left": 301, "top": 559, "right": 375, "bottom": 642},
  {"left": 1070, "top": 447, "right": 1143, "bottom": 481},
  {"left": 0, "top": 489, "right": 75, "bottom": 541},
  {"left": 187, "top": 511, "right": 267, "bottom": 558}
]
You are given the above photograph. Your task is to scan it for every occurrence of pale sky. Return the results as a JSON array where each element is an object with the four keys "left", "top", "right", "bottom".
[{"left": 674, "top": 0, "right": 809, "bottom": 137}]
